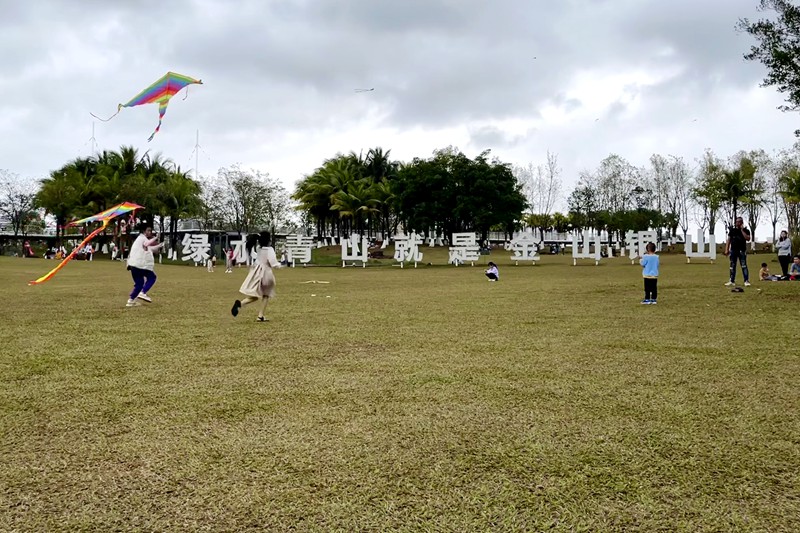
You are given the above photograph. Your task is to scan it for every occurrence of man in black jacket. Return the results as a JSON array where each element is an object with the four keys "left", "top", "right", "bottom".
[{"left": 724, "top": 216, "right": 752, "bottom": 287}]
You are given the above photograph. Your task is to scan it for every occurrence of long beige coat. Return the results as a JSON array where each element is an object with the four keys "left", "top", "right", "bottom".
[{"left": 239, "top": 246, "right": 280, "bottom": 298}]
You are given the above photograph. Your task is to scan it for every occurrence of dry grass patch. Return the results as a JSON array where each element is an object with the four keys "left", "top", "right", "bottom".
[{"left": 1, "top": 254, "right": 798, "bottom": 531}]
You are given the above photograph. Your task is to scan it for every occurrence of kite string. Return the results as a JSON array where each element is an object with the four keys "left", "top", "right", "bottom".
[
  {"left": 90, "top": 103, "right": 123, "bottom": 122},
  {"left": 90, "top": 108, "right": 121, "bottom": 122}
]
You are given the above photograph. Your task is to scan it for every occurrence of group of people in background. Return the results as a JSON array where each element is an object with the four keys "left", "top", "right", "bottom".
[
  {"left": 107, "top": 217, "right": 797, "bottom": 311},
  {"left": 760, "top": 228, "right": 800, "bottom": 281}
]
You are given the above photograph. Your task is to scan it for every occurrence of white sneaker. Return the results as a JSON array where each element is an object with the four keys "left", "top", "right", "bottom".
[
  {"left": 724, "top": 281, "right": 734, "bottom": 287},
  {"left": 744, "top": 281, "right": 751, "bottom": 287},
  {"left": 137, "top": 292, "right": 152, "bottom": 303},
  {"left": 126, "top": 299, "right": 140, "bottom": 307}
]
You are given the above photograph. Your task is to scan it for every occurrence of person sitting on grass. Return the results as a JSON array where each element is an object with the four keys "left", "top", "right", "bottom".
[
  {"left": 790, "top": 255, "right": 800, "bottom": 281},
  {"left": 759, "top": 262, "right": 780, "bottom": 281},
  {"left": 485, "top": 262, "right": 499, "bottom": 281}
]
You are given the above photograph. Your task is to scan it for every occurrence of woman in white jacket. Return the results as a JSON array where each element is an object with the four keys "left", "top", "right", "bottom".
[
  {"left": 231, "top": 232, "right": 281, "bottom": 322},
  {"left": 776, "top": 230, "right": 792, "bottom": 278},
  {"left": 126, "top": 227, "right": 164, "bottom": 307}
]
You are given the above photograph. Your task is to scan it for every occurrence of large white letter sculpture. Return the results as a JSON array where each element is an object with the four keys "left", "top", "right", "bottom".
[
  {"left": 393, "top": 232, "right": 423, "bottom": 268},
  {"left": 230, "top": 237, "right": 255, "bottom": 266},
  {"left": 509, "top": 229, "right": 541, "bottom": 265},
  {"left": 285, "top": 234, "right": 314, "bottom": 267},
  {"left": 626, "top": 230, "right": 658, "bottom": 264},
  {"left": 341, "top": 233, "right": 368, "bottom": 267},
  {"left": 685, "top": 229, "right": 716, "bottom": 263},
  {"left": 181, "top": 233, "right": 211, "bottom": 265},
  {"left": 448, "top": 232, "right": 480, "bottom": 266},
  {"left": 572, "top": 230, "right": 601, "bottom": 266}
]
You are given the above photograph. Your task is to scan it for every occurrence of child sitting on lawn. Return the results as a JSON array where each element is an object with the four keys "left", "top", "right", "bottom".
[
  {"left": 759, "top": 262, "right": 780, "bottom": 281},
  {"left": 790, "top": 255, "right": 800, "bottom": 280},
  {"left": 485, "top": 262, "right": 499, "bottom": 281}
]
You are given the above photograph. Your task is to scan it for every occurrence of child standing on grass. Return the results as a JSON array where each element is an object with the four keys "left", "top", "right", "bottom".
[
  {"left": 225, "top": 247, "right": 234, "bottom": 273},
  {"left": 639, "top": 242, "right": 659, "bottom": 305}
]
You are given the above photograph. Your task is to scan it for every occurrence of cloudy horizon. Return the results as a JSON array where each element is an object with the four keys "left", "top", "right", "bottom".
[{"left": 1, "top": 0, "right": 796, "bottom": 238}]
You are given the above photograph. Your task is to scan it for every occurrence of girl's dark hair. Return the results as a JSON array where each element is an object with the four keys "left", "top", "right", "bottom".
[
  {"left": 761, "top": 262, "right": 768, "bottom": 268},
  {"left": 646, "top": 242, "right": 656, "bottom": 253},
  {"left": 488, "top": 261, "right": 497, "bottom": 267},
  {"left": 245, "top": 232, "right": 271, "bottom": 254},
  {"left": 779, "top": 230, "right": 788, "bottom": 241}
]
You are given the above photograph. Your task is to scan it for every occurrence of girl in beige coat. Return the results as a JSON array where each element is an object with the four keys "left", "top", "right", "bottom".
[{"left": 231, "top": 232, "right": 281, "bottom": 321}]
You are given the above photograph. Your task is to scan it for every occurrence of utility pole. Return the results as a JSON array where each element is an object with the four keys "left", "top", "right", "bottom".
[
  {"left": 193, "top": 129, "right": 200, "bottom": 179},
  {"left": 89, "top": 122, "right": 98, "bottom": 154}
]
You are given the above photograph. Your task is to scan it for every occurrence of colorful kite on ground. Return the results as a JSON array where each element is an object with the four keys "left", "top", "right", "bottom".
[
  {"left": 91, "top": 72, "right": 203, "bottom": 141},
  {"left": 29, "top": 202, "right": 143, "bottom": 286}
]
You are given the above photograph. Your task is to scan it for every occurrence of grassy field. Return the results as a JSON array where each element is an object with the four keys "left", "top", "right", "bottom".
[{"left": 1, "top": 250, "right": 798, "bottom": 531}]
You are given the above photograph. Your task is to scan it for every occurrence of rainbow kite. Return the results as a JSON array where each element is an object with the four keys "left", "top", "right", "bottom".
[
  {"left": 29, "top": 202, "right": 143, "bottom": 286},
  {"left": 91, "top": 72, "right": 203, "bottom": 141}
]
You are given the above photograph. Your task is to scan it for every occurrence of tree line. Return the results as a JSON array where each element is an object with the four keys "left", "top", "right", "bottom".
[
  {"left": 0, "top": 147, "right": 296, "bottom": 252},
  {"left": 562, "top": 147, "right": 800, "bottom": 248},
  {"left": 3, "top": 142, "right": 800, "bottom": 253},
  {"left": 292, "top": 146, "right": 526, "bottom": 243}
]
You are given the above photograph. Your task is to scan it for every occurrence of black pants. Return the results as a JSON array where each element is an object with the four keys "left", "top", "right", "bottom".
[
  {"left": 644, "top": 278, "right": 658, "bottom": 301},
  {"left": 779, "top": 255, "right": 791, "bottom": 277},
  {"left": 486, "top": 272, "right": 498, "bottom": 281},
  {"left": 729, "top": 249, "right": 749, "bottom": 283}
]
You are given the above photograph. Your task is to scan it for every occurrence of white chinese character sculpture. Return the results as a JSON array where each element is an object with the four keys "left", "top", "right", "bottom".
[
  {"left": 230, "top": 237, "right": 252, "bottom": 266},
  {"left": 508, "top": 229, "right": 541, "bottom": 265},
  {"left": 285, "top": 234, "right": 314, "bottom": 267},
  {"left": 572, "top": 230, "right": 601, "bottom": 266},
  {"left": 448, "top": 232, "right": 480, "bottom": 266},
  {"left": 685, "top": 229, "right": 716, "bottom": 263},
  {"left": 393, "top": 231, "right": 423, "bottom": 268},
  {"left": 625, "top": 230, "right": 658, "bottom": 264},
  {"left": 181, "top": 233, "right": 211, "bottom": 265},
  {"left": 341, "top": 233, "right": 368, "bottom": 267}
]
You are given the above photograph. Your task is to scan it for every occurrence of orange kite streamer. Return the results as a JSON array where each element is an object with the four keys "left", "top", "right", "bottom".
[{"left": 29, "top": 202, "right": 143, "bottom": 285}]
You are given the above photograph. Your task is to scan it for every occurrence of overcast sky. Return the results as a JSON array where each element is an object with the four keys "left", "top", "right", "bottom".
[{"left": 1, "top": 0, "right": 795, "bottom": 234}]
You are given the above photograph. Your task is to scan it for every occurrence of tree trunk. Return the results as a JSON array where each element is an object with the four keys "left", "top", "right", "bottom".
[{"left": 772, "top": 221, "right": 777, "bottom": 251}]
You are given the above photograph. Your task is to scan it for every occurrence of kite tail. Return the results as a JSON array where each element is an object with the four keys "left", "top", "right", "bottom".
[
  {"left": 90, "top": 104, "right": 123, "bottom": 122},
  {"left": 29, "top": 220, "right": 110, "bottom": 285},
  {"left": 147, "top": 120, "right": 162, "bottom": 142}
]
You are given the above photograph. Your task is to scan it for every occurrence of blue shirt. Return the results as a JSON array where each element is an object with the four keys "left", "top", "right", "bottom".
[{"left": 640, "top": 254, "right": 659, "bottom": 277}]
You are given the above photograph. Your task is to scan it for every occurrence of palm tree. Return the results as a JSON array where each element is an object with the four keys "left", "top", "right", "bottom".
[
  {"left": 35, "top": 168, "right": 82, "bottom": 244},
  {"left": 293, "top": 173, "right": 332, "bottom": 238},
  {"left": 369, "top": 179, "right": 397, "bottom": 239},
  {"left": 159, "top": 165, "right": 202, "bottom": 249},
  {"left": 330, "top": 180, "right": 378, "bottom": 236}
]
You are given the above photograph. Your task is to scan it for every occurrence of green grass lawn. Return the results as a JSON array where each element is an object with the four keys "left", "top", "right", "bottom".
[{"left": 1, "top": 252, "right": 798, "bottom": 531}]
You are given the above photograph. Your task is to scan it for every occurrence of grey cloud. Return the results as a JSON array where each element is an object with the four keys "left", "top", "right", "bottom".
[{"left": 0, "top": 0, "right": 793, "bottom": 199}]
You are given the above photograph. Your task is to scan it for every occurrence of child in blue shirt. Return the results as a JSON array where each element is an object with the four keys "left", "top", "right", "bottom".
[{"left": 639, "top": 242, "right": 659, "bottom": 304}]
